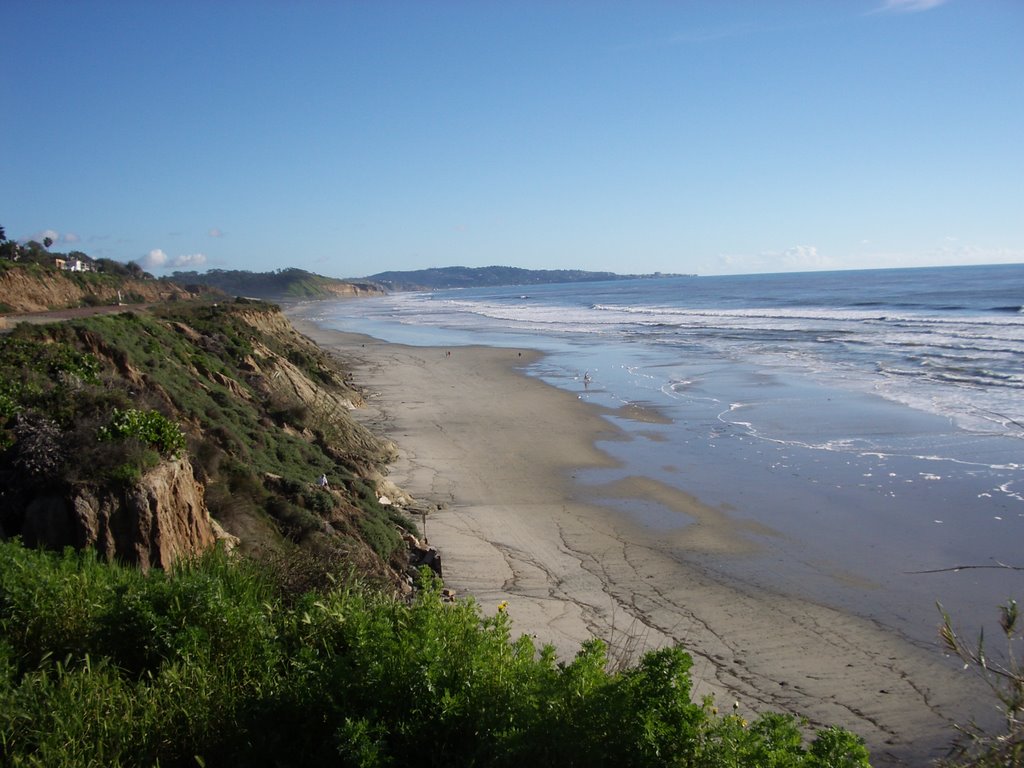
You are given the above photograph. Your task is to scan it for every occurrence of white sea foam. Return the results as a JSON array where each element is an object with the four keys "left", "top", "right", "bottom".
[{"left": 357, "top": 283, "right": 1024, "bottom": 445}]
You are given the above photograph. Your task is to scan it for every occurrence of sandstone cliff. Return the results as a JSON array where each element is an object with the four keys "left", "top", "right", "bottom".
[
  {"left": 0, "top": 266, "right": 195, "bottom": 313},
  {"left": 20, "top": 457, "right": 233, "bottom": 571}
]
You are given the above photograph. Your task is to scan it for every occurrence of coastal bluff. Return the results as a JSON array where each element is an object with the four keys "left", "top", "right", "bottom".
[
  {"left": 0, "top": 263, "right": 195, "bottom": 313},
  {"left": 0, "top": 294, "right": 426, "bottom": 588}
]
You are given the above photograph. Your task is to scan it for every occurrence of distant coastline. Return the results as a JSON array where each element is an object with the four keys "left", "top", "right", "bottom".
[{"left": 359, "top": 265, "right": 695, "bottom": 292}]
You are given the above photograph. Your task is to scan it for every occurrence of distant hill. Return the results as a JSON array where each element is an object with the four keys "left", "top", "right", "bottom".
[
  {"left": 165, "top": 266, "right": 689, "bottom": 297},
  {"left": 168, "top": 268, "right": 384, "bottom": 300},
  {"left": 362, "top": 265, "right": 685, "bottom": 291}
]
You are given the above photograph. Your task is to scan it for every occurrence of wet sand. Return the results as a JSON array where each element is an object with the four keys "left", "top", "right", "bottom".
[{"left": 292, "top": 315, "right": 995, "bottom": 767}]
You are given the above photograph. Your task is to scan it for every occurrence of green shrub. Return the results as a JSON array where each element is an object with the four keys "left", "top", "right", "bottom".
[
  {"left": 0, "top": 542, "right": 872, "bottom": 768},
  {"left": 81, "top": 293, "right": 105, "bottom": 307},
  {"left": 98, "top": 407, "right": 185, "bottom": 458},
  {"left": 302, "top": 488, "right": 335, "bottom": 516},
  {"left": 103, "top": 446, "right": 161, "bottom": 485},
  {"left": 356, "top": 509, "right": 403, "bottom": 562},
  {"left": 266, "top": 497, "right": 323, "bottom": 541},
  {"left": 0, "top": 335, "right": 101, "bottom": 390}
]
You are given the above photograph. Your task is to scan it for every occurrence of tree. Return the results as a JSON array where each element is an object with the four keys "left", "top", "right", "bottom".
[
  {"left": 43, "top": 236, "right": 53, "bottom": 250},
  {"left": 15, "top": 241, "right": 49, "bottom": 265},
  {"left": 0, "top": 246, "right": 18, "bottom": 262},
  {"left": 95, "top": 258, "right": 132, "bottom": 277},
  {"left": 0, "top": 226, "right": 13, "bottom": 261}
]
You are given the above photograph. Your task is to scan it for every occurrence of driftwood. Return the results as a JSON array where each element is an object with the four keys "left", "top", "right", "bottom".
[{"left": 906, "top": 560, "right": 1024, "bottom": 575}]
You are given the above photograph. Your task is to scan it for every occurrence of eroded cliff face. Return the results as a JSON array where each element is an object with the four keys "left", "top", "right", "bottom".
[
  {"left": 21, "top": 457, "right": 232, "bottom": 571},
  {"left": 233, "top": 306, "right": 397, "bottom": 466},
  {"left": 314, "top": 281, "right": 383, "bottom": 298},
  {"left": 2, "top": 299, "right": 410, "bottom": 584},
  {"left": 0, "top": 268, "right": 192, "bottom": 313}
]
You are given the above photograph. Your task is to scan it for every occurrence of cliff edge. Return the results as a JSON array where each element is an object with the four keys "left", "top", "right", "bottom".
[
  {"left": 0, "top": 263, "right": 197, "bottom": 313},
  {"left": 0, "top": 297, "right": 423, "bottom": 586}
]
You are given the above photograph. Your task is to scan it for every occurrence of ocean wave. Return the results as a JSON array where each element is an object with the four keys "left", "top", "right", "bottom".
[
  {"left": 592, "top": 302, "right": 1024, "bottom": 328},
  {"left": 349, "top": 275, "right": 1024, "bottom": 439}
]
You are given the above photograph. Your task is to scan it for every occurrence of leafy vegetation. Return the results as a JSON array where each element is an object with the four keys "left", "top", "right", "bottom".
[
  {"left": 98, "top": 407, "right": 186, "bottom": 458},
  {"left": 0, "top": 542, "right": 871, "bottom": 767}
]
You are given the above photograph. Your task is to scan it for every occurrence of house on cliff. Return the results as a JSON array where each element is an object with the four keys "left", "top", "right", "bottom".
[{"left": 54, "top": 253, "right": 95, "bottom": 272}]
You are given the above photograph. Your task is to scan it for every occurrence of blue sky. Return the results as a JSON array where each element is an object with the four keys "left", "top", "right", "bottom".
[{"left": 3, "top": 1, "right": 1022, "bottom": 278}]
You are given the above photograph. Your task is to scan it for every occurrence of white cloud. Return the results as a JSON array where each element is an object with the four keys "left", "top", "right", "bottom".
[
  {"left": 874, "top": 0, "right": 949, "bottom": 13},
  {"left": 27, "top": 229, "right": 83, "bottom": 245},
  {"left": 141, "top": 248, "right": 168, "bottom": 269},
  {"left": 171, "top": 253, "right": 207, "bottom": 269},
  {"left": 208, "top": 228, "right": 224, "bottom": 238},
  {"left": 139, "top": 249, "right": 207, "bottom": 272},
  {"left": 30, "top": 228, "right": 61, "bottom": 244}
]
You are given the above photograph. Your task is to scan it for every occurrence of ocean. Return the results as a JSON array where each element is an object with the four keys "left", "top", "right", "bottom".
[{"left": 306, "top": 263, "right": 1024, "bottom": 646}]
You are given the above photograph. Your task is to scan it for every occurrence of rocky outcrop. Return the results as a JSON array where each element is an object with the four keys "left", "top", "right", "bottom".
[{"left": 21, "top": 457, "right": 226, "bottom": 571}]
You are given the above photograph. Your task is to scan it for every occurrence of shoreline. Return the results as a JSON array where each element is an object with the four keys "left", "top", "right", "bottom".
[{"left": 290, "top": 312, "right": 995, "bottom": 767}]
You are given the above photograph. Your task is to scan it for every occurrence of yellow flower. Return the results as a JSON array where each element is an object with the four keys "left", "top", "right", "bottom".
[{"left": 497, "top": 601, "right": 509, "bottom": 613}]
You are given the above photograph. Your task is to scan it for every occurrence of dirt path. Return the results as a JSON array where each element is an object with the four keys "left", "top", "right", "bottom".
[{"left": 0, "top": 304, "right": 156, "bottom": 331}]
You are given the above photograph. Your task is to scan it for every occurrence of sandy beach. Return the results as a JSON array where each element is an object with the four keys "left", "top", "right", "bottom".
[{"left": 292, "top": 315, "right": 996, "bottom": 768}]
